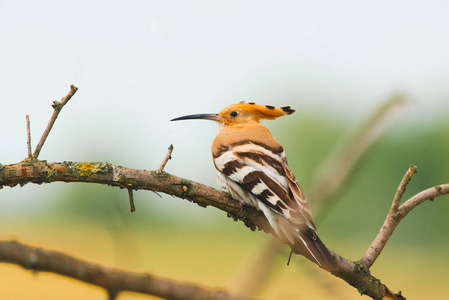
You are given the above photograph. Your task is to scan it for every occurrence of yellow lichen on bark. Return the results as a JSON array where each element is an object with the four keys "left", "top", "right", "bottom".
[{"left": 74, "top": 162, "right": 98, "bottom": 177}]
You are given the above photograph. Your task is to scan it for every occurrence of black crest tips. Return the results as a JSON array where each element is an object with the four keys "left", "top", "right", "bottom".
[{"left": 281, "top": 106, "right": 295, "bottom": 115}]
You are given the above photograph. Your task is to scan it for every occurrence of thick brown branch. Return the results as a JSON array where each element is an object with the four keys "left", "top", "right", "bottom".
[
  {"left": 0, "top": 160, "right": 419, "bottom": 299},
  {"left": 32, "top": 84, "right": 78, "bottom": 159},
  {"left": 331, "top": 254, "right": 399, "bottom": 300},
  {"left": 362, "top": 166, "right": 449, "bottom": 268},
  {"left": 0, "top": 160, "right": 264, "bottom": 232},
  {"left": 0, "top": 240, "right": 246, "bottom": 300}
]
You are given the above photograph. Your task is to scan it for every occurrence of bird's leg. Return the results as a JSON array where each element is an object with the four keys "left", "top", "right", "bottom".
[{"left": 287, "top": 249, "right": 294, "bottom": 266}]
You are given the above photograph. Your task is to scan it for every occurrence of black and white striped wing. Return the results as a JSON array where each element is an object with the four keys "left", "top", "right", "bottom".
[
  {"left": 214, "top": 142, "right": 338, "bottom": 271},
  {"left": 213, "top": 142, "right": 315, "bottom": 232}
]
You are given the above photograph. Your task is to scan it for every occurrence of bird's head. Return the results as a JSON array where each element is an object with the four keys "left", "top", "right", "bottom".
[{"left": 171, "top": 102, "right": 295, "bottom": 127}]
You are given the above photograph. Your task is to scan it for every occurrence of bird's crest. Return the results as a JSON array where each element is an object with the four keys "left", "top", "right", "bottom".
[{"left": 219, "top": 102, "right": 295, "bottom": 121}]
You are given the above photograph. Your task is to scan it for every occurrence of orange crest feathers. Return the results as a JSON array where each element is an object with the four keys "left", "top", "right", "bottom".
[{"left": 219, "top": 102, "right": 295, "bottom": 121}]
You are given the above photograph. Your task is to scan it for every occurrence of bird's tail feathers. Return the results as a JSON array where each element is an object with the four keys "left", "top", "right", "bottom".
[
  {"left": 259, "top": 203, "right": 337, "bottom": 271},
  {"left": 296, "top": 230, "right": 338, "bottom": 271}
]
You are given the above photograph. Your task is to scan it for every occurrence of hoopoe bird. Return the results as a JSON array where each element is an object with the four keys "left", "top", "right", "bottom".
[{"left": 171, "top": 102, "right": 337, "bottom": 271}]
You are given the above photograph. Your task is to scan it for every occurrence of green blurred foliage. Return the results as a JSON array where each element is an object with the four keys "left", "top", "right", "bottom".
[
  {"left": 51, "top": 111, "right": 449, "bottom": 248},
  {"left": 279, "top": 112, "right": 449, "bottom": 248}
]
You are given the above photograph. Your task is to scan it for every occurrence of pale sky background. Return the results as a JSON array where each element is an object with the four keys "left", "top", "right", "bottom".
[{"left": 1, "top": 0, "right": 448, "bottom": 213}]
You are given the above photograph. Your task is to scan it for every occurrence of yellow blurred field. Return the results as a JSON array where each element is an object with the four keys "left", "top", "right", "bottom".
[{"left": 1, "top": 215, "right": 448, "bottom": 300}]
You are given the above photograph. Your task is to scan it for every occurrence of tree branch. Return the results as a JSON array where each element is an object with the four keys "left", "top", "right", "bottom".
[
  {"left": 127, "top": 188, "right": 136, "bottom": 212},
  {"left": 0, "top": 160, "right": 264, "bottom": 232},
  {"left": 3, "top": 160, "right": 447, "bottom": 299},
  {"left": 362, "top": 165, "right": 449, "bottom": 268},
  {"left": 26, "top": 115, "right": 32, "bottom": 158},
  {"left": 32, "top": 84, "right": 78, "bottom": 159},
  {"left": 0, "top": 240, "right": 247, "bottom": 300},
  {"left": 159, "top": 144, "right": 174, "bottom": 171}
]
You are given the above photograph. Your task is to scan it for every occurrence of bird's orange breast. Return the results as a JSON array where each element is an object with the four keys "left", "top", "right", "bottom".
[{"left": 211, "top": 123, "right": 283, "bottom": 158}]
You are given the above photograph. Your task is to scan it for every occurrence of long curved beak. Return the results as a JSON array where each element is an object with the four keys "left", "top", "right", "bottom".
[{"left": 171, "top": 113, "right": 223, "bottom": 122}]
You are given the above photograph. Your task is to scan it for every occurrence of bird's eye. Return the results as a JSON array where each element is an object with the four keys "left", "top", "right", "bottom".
[{"left": 230, "top": 111, "right": 238, "bottom": 117}]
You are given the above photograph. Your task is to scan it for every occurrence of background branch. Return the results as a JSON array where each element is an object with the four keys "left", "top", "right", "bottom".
[
  {"left": 0, "top": 240, "right": 247, "bottom": 300},
  {"left": 362, "top": 165, "right": 449, "bottom": 268},
  {"left": 309, "top": 94, "right": 407, "bottom": 216}
]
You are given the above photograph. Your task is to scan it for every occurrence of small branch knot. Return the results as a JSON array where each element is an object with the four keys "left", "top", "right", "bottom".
[
  {"left": 393, "top": 211, "right": 402, "bottom": 221},
  {"left": 51, "top": 100, "right": 61, "bottom": 110}
]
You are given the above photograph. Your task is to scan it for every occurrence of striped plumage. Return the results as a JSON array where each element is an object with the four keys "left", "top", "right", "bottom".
[{"left": 171, "top": 102, "right": 337, "bottom": 271}]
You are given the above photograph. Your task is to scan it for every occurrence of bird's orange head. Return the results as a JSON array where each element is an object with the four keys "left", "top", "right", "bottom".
[{"left": 171, "top": 102, "right": 295, "bottom": 126}]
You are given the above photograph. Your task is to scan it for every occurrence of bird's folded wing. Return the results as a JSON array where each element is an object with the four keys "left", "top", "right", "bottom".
[{"left": 215, "top": 146, "right": 315, "bottom": 231}]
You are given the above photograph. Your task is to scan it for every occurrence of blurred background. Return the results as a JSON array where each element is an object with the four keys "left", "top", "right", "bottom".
[{"left": 1, "top": 1, "right": 449, "bottom": 299}]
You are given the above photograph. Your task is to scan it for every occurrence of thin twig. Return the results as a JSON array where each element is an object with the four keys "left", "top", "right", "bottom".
[
  {"left": 128, "top": 188, "right": 136, "bottom": 212},
  {"left": 390, "top": 165, "right": 418, "bottom": 214},
  {"left": 158, "top": 144, "right": 174, "bottom": 171},
  {"left": 32, "top": 84, "right": 78, "bottom": 158},
  {"left": 400, "top": 184, "right": 449, "bottom": 216},
  {"left": 26, "top": 115, "right": 32, "bottom": 159},
  {"left": 151, "top": 190, "right": 163, "bottom": 198},
  {"left": 362, "top": 166, "right": 449, "bottom": 268},
  {"left": 362, "top": 165, "right": 418, "bottom": 268}
]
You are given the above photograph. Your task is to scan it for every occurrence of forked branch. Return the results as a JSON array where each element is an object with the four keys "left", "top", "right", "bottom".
[{"left": 362, "top": 165, "right": 449, "bottom": 268}]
